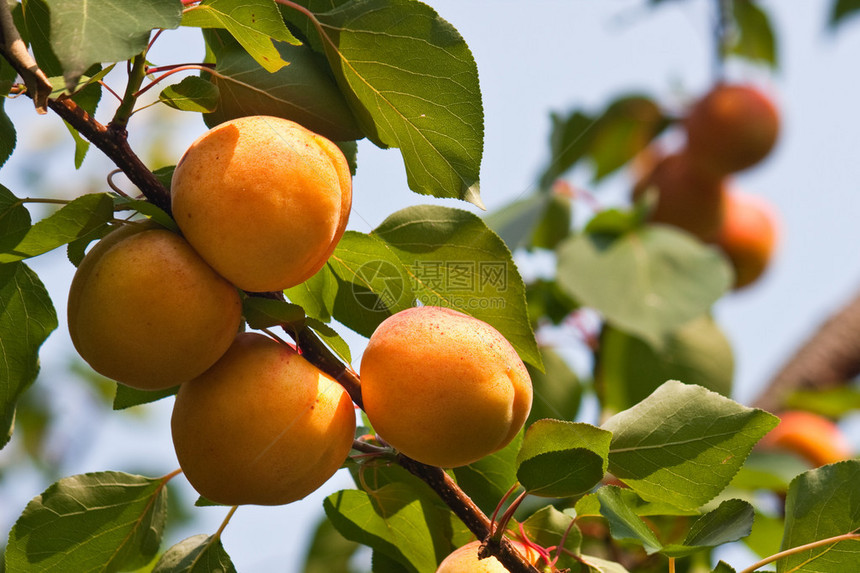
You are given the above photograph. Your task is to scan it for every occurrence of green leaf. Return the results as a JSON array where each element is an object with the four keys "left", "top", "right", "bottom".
[
  {"left": 317, "top": 205, "right": 541, "bottom": 369},
  {"left": 112, "top": 195, "right": 179, "bottom": 232},
  {"left": 451, "top": 430, "right": 522, "bottom": 516},
  {"left": 730, "top": 0, "right": 777, "bottom": 67},
  {"left": 597, "top": 486, "right": 664, "bottom": 555},
  {"left": 677, "top": 499, "right": 754, "bottom": 554},
  {"left": 285, "top": 264, "right": 337, "bottom": 323},
  {"left": 588, "top": 95, "right": 667, "bottom": 182},
  {"left": 0, "top": 57, "right": 16, "bottom": 168},
  {"left": 309, "top": 0, "right": 484, "bottom": 206},
  {"left": 580, "top": 554, "right": 632, "bottom": 573},
  {"left": 516, "top": 419, "right": 611, "bottom": 497},
  {"left": 0, "top": 185, "right": 32, "bottom": 252},
  {"left": 780, "top": 460, "right": 860, "bottom": 572},
  {"left": 5, "top": 471, "right": 169, "bottom": 571},
  {"left": 598, "top": 314, "right": 734, "bottom": 413},
  {"left": 113, "top": 384, "right": 179, "bottom": 410},
  {"left": 302, "top": 516, "right": 360, "bottom": 573},
  {"left": 21, "top": 0, "right": 64, "bottom": 77},
  {"left": 323, "top": 484, "right": 450, "bottom": 573},
  {"left": 603, "top": 381, "right": 779, "bottom": 511},
  {"left": 526, "top": 347, "right": 581, "bottom": 427},
  {"left": 0, "top": 193, "right": 114, "bottom": 263},
  {"left": 784, "top": 387, "right": 860, "bottom": 418},
  {"left": 182, "top": 0, "right": 299, "bottom": 73},
  {"left": 44, "top": 0, "right": 183, "bottom": 88},
  {"left": 152, "top": 534, "right": 237, "bottom": 573},
  {"left": 201, "top": 28, "right": 363, "bottom": 142},
  {"left": 0, "top": 263, "right": 57, "bottom": 449},
  {"left": 306, "top": 318, "right": 352, "bottom": 364},
  {"left": 241, "top": 297, "right": 306, "bottom": 330},
  {"left": 159, "top": 76, "right": 220, "bottom": 113},
  {"left": 829, "top": 0, "right": 860, "bottom": 29},
  {"left": 484, "top": 190, "right": 572, "bottom": 251},
  {"left": 540, "top": 110, "right": 595, "bottom": 188},
  {"left": 556, "top": 225, "right": 732, "bottom": 349},
  {"left": 712, "top": 562, "right": 737, "bottom": 573}
]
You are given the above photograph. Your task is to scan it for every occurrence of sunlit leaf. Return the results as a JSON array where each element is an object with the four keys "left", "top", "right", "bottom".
[
  {"left": 153, "top": 534, "right": 237, "bottom": 573},
  {"left": 0, "top": 263, "right": 57, "bottom": 449},
  {"left": 597, "top": 486, "right": 664, "bottom": 554},
  {"left": 304, "top": 0, "right": 484, "bottom": 205},
  {"left": 0, "top": 193, "right": 114, "bottom": 263},
  {"left": 44, "top": 0, "right": 183, "bottom": 87},
  {"left": 780, "top": 460, "right": 860, "bottom": 572},
  {"left": 603, "top": 381, "right": 778, "bottom": 510},
  {"left": 5, "top": 471, "right": 169, "bottom": 571},
  {"left": 159, "top": 76, "right": 220, "bottom": 113}
]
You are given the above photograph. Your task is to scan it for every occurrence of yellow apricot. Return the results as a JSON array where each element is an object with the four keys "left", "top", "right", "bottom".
[
  {"left": 171, "top": 332, "right": 357, "bottom": 505},
  {"left": 67, "top": 222, "right": 242, "bottom": 390},
  {"left": 360, "top": 306, "right": 533, "bottom": 468},
  {"left": 436, "top": 540, "right": 541, "bottom": 573},
  {"left": 171, "top": 116, "right": 352, "bottom": 292}
]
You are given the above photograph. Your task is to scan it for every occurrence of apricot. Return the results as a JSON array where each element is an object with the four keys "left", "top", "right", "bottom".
[
  {"left": 632, "top": 151, "right": 727, "bottom": 242},
  {"left": 171, "top": 332, "right": 356, "bottom": 505},
  {"left": 685, "top": 83, "right": 780, "bottom": 175},
  {"left": 759, "top": 410, "right": 852, "bottom": 467},
  {"left": 436, "top": 540, "right": 541, "bottom": 573},
  {"left": 171, "top": 116, "right": 352, "bottom": 292},
  {"left": 360, "top": 306, "right": 533, "bottom": 468},
  {"left": 716, "top": 191, "right": 779, "bottom": 289},
  {"left": 67, "top": 222, "right": 242, "bottom": 390}
]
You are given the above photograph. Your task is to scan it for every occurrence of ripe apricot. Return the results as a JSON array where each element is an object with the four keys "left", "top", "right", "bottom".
[
  {"left": 360, "top": 306, "right": 533, "bottom": 468},
  {"left": 171, "top": 116, "right": 352, "bottom": 292},
  {"left": 67, "top": 222, "right": 242, "bottom": 390},
  {"left": 759, "top": 410, "right": 852, "bottom": 467},
  {"left": 632, "top": 151, "right": 727, "bottom": 242},
  {"left": 685, "top": 83, "right": 780, "bottom": 175},
  {"left": 171, "top": 332, "right": 356, "bottom": 505},
  {"left": 716, "top": 191, "right": 779, "bottom": 289},
  {"left": 436, "top": 540, "right": 541, "bottom": 573}
]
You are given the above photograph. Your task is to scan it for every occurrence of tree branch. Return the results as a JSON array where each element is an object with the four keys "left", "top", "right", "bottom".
[{"left": 753, "top": 286, "right": 860, "bottom": 412}]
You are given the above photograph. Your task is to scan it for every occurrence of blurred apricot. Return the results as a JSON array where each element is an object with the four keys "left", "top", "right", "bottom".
[
  {"left": 716, "top": 191, "right": 779, "bottom": 289},
  {"left": 759, "top": 410, "right": 852, "bottom": 467},
  {"left": 436, "top": 540, "right": 541, "bottom": 573},
  {"left": 685, "top": 83, "right": 780, "bottom": 175},
  {"left": 632, "top": 151, "right": 726, "bottom": 242}
]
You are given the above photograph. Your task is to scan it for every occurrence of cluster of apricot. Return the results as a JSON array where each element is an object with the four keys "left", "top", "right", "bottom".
[
  {"left": 67, "top": 115, "right": 533, "bottom": 507},
  {"left": 633, "top": 83, "right": 781, "bottom": 288}
]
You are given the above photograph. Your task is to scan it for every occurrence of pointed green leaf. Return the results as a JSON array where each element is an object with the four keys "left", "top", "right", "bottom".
[
  {"left": 661, "top": 499, "right": 755, "bottom": 557},
  {"left": 598, "top": 315, "right": 734, "bottom": 413},
  {"left": 603, "top": 381, "right": 778, "bottom": 511},
  {"left": 5, "top": 471, "right": 169, "bottom": 571},
  {"left": 159, "top": 76, "right": 220, "bottom": 113},
  {"left": 597, "top": 486, "right": 664, "bottom": 555},
  {"left": 182, "top": 0, "right": 299, "bottom": 72},
  {"left": 580, "top": 554, "right": 632, "bottom": 573},
  {"left": 242, "top": 297, "right": 306, "bottom": 330},
  {"left": 202, "top": 28, "right": 363, "bottom": 141},
  {"left": 829, "top": 0, "right": 860, "bottom": 29},
  {"left": 730, "top": 0, "right": 777, "bottom": 67},
  {"left": 0, "top": 193, "right": 114, "bottom": 263},
  {"left": 516, "top": 420, "right": 611, "bottom": 497},
  {"left": 323, "top": 484, "right": 450, "bottom": 573},
  {"left": 779, "top": 460, "right": 860, "bottom": 572},
  {"left": 556, "top": 225, "right": 732, "bottom": 349},
  {"left": 153, "top": 534, "right": 237, "bottom": 573},
  {"left": 0, "top": 263, "right": 57, "bottom": 449},
  {"left": 113, "top": 384, "right": 179, "bottom": 410},
  {"left": 310, "top": 0, "right": 484, "bottom": 206},
  {"left": 712, "top": 562, "right": 737, "bottom": 573},
  {"left": 44, "top": 0, "right": 183, "bottom": 87},
  {"left": 0, "top": 185, "right": 32, "bottom": 252}
]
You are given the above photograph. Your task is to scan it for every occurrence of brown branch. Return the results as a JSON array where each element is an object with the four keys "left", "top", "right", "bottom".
[{"left": 753, "top": 287, "right": 860, "bottom": 412}]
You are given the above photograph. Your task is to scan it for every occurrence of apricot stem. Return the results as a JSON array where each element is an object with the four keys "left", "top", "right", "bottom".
[{"left": 739, "top": 532, "right": 860, "bottom": 573}]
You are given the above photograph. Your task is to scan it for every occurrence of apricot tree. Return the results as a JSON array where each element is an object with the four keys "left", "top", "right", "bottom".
[{"left": 1, "top": 1, "right": 859, "bottom": 573}]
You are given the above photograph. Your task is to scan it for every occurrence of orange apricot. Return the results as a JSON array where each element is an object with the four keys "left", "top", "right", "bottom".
[
  {"left": 360, "top": 306, "right": 532, "bottom": 468},
  {"left": 716, "top": 191, "right": 779, "bottom": 289},
  {"left": 759, "top": 410, "right": 852, "bottom": 467},
  {"left": 436, "top": 540, "right": 541, "bottom": 573}
]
